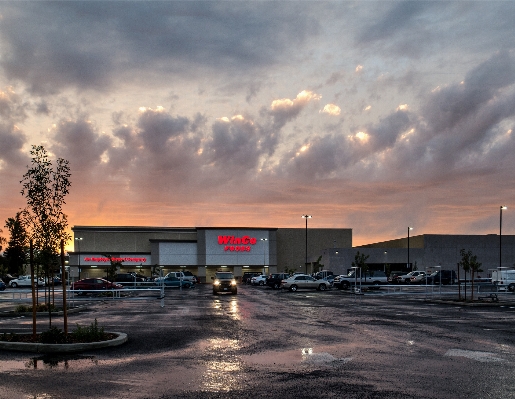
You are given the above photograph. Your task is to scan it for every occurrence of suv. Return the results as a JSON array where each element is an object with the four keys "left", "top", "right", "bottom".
[
  {"left": 333, "top": 270, "right": 388, "bottom": 290},
  {"left": 266, "top": 273, "right": 290, "bottom": 289},
  {"left": 212, "top": 271, "right": 237, "bottom": 295}
]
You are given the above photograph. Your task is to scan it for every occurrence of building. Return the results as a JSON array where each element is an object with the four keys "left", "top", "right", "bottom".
[
  {"left": 320, "top": 234, "right": 515, "bottom": 277},
  {"left": 70, "top": 226, "right": 352, "bottom": 282}
]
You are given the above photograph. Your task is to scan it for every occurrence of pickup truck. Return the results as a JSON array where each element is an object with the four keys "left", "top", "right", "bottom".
[{"left": 333, "top": 270, "right": 388, "bottom": 290}]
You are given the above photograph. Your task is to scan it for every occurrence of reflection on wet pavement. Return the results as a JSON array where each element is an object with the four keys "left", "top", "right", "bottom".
[
  {"left": 242, "top": 347, "right": 352, "bottom": 368},
  {"left": 200, "top": 338, "right": 243, "bottom": 392},
  {"left": 0, "top": 355, "right": 98, "bottom": 372},
  {"left": 445, "top": 349, "right": 504, "bottom": 362}
]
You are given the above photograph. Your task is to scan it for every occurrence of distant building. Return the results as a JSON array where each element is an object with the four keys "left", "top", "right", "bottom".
[{"left": 321, "top": 234, "right": 515, "bottom": 277}]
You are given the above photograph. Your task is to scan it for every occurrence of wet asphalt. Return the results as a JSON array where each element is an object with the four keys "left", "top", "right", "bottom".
[{"left": 1, "top": 284, "right": 515, "bottom": 399}]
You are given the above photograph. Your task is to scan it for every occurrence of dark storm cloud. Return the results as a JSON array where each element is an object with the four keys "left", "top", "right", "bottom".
[
  {"left": 137, "top": 109, "right": 190, "bottom": 154},
  {"left": 0, "top": 88, "right": 29, "bottom": 167},
  {"left": 0, "top": 2, "right": 318, "bottom": 94},
  {"left": 357, "top": 1, "right": 428, "bottom": 44},
  {"left": 51, "top": 119, "right": 112, "bottom": 171},
  {"left": 205, "top": 118, "right": 263, "bottom": 171},
  {"left": 423, "top": 51, "right": 515, "bottom": 135}
]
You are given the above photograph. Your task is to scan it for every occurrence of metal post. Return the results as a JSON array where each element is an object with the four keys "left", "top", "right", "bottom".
[
  {"left": 75, "top": 237, "right": 83, "bottom": 280},
  {"left": 500, "top": 206, "right": 507, "bottom": 270},
  {"left": 302, "top": 215, "right": 312, "bottom": 274},
  {"left": 408, "top": 227, "right": 413, "bottom": 271}
]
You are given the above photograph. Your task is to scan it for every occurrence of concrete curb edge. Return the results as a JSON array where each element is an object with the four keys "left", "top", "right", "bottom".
[{"left": 0, "top": 332, "right": 128, "bottom": 353}]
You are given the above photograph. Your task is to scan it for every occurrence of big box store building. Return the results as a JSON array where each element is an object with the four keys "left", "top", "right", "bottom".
[{"left": 69, "top": 226, "right": 353, "bottom": 282}]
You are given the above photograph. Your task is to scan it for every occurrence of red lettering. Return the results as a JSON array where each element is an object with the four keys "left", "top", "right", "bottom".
[
  {"left": 250, "top": 238, "right": 257, "bottom": 245},
  {"left": 218, "top": 236, "right": 231, "bottom": 245}
]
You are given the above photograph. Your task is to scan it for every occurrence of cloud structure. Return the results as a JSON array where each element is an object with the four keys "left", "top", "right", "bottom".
[{"left": 0, "top": 1, "right": 514, "bottom": 247}]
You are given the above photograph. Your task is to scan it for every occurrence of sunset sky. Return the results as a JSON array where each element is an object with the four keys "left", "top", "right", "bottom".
[{"left": 0, "top": 1, "right": 514, "bottom": 251}]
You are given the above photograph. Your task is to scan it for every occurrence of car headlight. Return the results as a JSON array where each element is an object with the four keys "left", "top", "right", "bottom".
[
  {"left": 214, "top": 280, "right": 220, "bottom": 286},
  {"left": 231, "top": 280, "right": 237, "bottom": 286}
]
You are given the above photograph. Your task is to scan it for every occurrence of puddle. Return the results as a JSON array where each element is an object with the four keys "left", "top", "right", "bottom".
[
  {"left": 445, "top": 349, "right": 504, "bottom": 362},
  {"left": 242, "top": 347, "right": 352, "bottom": 367},
  {"left": 0, "top": 354, "right": 98, "bottom": 371}
]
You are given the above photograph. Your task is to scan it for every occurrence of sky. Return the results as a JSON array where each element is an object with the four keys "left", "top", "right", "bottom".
[{"left": 1, "top": 1, "right": 515, "bottom": 250}]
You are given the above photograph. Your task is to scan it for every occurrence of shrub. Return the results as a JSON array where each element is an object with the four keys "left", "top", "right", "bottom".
[
  {"left": 15, "top": 304, "right": 30, "bottom": 313},
  {"left": 71, "top": 319, "right": 107, "bottom": 342},
  {"left": 40, "top": 326, "right": 66, "bottom": 344}
]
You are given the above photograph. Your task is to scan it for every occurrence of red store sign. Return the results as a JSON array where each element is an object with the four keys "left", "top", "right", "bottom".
[
  {"left": 84, "top": 257, "right": 147, "bottom": 263},
  {"left": 218, "top": 235, "right": 258, "bottom": 252}
]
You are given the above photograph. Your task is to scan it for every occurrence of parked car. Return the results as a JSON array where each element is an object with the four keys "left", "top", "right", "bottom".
[
  {"left": 212, "top": 272, "right": 237, "bottom": 295},
  {"left": 394, "top": 271, "right": 426, "bottom": 284},
  {"left": 333, "top": 270, "right": 388, "bottom": 290},
  {"left": 114, "top": 273, "right": 145, "bottom": 285},
  {"left": 154, "top": 272, "right": 185, "bottom": 284},
  {"left": 158, "top": 276, "right": 194, "bottom": 288},
  {"left": 410, "top": 273, "right": 428, "bottom": 284},
  {"left": 181, "top": 271, "right": 198, "bottom": 284},
  {"left": 70, "top": 278, "right": 124, "bottom": 294},
  {"left": 422, "top": 270, "right": 457, "bottom": 285},
  {"left": 280, "top": 274, "right": 331, "bottom": 292},
  {"left": 9, "top": 275, "right": 45, "bottom": 288},
  {"left": 1, "top": 274, "right": 16, "bottom": 285},
  {"left": 314, "top": 270, "right": 334, "bottom": 280},
  {"left": 0, "top": 279, "right": 5, "bottom": 291},
  {"left": 242, "top": 272, "right": 261, "bottom": 284},
  {"left": 251, "top": 275, "right": 268, "bottom": 286},
  {"left": 387, "top": 272, "right": 404, "bottom": 284},
  {"left": 266, "top": 273, "right": 291, "bottom": 289}
]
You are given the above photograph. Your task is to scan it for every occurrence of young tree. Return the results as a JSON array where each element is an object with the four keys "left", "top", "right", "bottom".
[
  {"left": 352, "top": 251, "right": 370, "bottom": 281},
  {"left": 459, "top": 249, "right": 483, "bottom": 301},
  {"left": 102, "top": 254, "right": 122, "bottom": 282},
  {"left": 3, "top": 212, "right": 29, "bottom": 276},
  {"left": 20, "top": 145, "right": 71, "bottom": 327}
]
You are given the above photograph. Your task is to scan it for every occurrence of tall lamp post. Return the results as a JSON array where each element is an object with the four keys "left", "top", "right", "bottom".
[
  {"left": 75, "top": 237, "right": 83, "bottom": 280},
  {"left": 500, "top": 206, "right": 507, "bottom": 270},
  {"left": 260, "top": 238, "right": 268, "bottom": 274},
  {"left": 302, "top": 215, "right": 312, "bottom": 274},
  {"left": 407, "top": 227, "right": 413, "bottom": 271}
]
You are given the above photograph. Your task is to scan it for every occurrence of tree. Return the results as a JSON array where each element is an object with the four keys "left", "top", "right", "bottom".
[
  {"left": 103, "top": 254, "right": 122, "bottom": 282},
  {"left": 20, "top": 145, "right": 71, "bottom": 327},
  {"left": 459, "top": 249, "right": 483, "bottom": 301},
  {"left": 352, "top": 251, "right": 370, "bottom": 281},
  {"left": 3, "top": 212, "right": 29, "bottom": 276}
]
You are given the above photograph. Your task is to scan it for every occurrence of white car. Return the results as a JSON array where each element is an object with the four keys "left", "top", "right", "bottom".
[
  {"left": 280, "top": 274, "right": 331, "bottom": 292},
  {"left": 250, "top": 275, "right": 268, "bottom": 286},
  {"left": 9, "top": 275, "right": 45, "bottom": 288}
]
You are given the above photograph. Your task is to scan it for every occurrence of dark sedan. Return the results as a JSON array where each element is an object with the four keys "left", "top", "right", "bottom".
[
  {"left": 70, "top": 278, "right": 124, "bottom": 294},
  {"left": 157, "top": 276, "right": 194, "bottom": 288}
]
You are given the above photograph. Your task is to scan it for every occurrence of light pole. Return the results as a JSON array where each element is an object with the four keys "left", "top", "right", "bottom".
[
  {"left": 260, "top": 238, "right": 268, "bottom": 274},
  {"left": 75, "top": 237, "right": 83, "bottom": 280},
  {"left": 500, "top": 206, "right": 507, "bottom": 270},
  {"left": 302, "top": 215, "right": 312, "bottom": 274},
  {"left": 407, "top": 227, "right": 413, "bottom": 271}
]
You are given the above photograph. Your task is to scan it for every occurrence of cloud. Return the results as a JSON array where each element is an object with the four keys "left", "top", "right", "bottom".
[
  {"left": 0, "top": 2, "right": 319, "bottom": 95},
  {"left": 268, "top": 90, "right": 322, "bottom": 130},
  {"left": 321, "top": 104, "right": 341, "bottom": 116}
]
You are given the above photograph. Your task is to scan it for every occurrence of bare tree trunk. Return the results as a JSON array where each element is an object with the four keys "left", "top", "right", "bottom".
[
  {"left": 30, "top": 240, "right": 37, "bottom": 340},
  {"left": 61, "top": 240, "right": 68, "bottom": 335}
]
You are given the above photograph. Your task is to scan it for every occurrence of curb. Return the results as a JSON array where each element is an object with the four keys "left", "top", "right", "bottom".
[{"left": 0, "top": 332, "right": 128, "bottom": 353}]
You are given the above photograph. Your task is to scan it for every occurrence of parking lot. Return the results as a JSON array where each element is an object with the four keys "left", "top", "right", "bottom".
[{"left": 1, "top": 283, "right": 515, "bottom": 399}]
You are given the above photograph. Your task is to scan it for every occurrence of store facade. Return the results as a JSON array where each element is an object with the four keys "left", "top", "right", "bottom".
[{"left": 69, "top": 226, "right": 353, "bottom": 282}]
